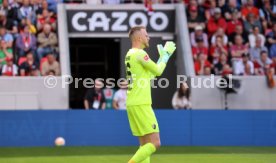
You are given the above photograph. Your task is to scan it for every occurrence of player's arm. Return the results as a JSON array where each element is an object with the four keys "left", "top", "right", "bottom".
[
  {"left": 137, "top": 41, "right": 176, "bottom": 76},
  {"left": 137, "top": 54, "right": 166, "bottom": 76}
]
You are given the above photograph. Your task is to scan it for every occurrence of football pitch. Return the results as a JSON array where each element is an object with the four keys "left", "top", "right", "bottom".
[{"left": 0, "top": 146, "right": 276, "bottom": 163}]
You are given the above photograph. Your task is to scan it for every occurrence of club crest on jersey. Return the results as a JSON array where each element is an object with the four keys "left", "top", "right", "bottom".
[{"left": 144, "top": 55, "right": 149, "bottom": 61}]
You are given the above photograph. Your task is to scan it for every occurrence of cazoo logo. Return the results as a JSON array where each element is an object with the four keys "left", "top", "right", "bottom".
[{"left": 67, "top": 10, "right": 175, "bottom": 33}]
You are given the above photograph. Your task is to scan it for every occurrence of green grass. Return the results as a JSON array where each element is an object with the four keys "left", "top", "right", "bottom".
[{"left": 0, "top": 147, "right": 276, "bottom": 163}]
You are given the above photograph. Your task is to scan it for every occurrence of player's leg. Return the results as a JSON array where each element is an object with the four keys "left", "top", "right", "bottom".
[
  {"left": 128, "top": 133, "right": 160, "bottom": 163},
  {"left": 139, "top": 153, "right": 150, "bottom": 163},
  {"left": 137, "top": 148, "right": 150, "bottom": 163},
  {"left": 127, "top": 105, "right": 160, "bottom": 163},
  {"left": 139, "top": 132, "right": 161, "bottom": 148},
  {"left": 139, "top": 138, "right": 150, "bottom": 163},
  {"left": 137, "top": 132, "right": 161, "bottom": 163}
]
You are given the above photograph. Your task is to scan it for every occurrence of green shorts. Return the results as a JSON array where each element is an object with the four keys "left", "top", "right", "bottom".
[{"left": 126, "top": 105, "right": 159, "bottom": 136}]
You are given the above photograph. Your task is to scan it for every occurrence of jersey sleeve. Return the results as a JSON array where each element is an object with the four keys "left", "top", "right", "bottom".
[{"left": 136, "top": 50, "right": 166, "bottom": 77}]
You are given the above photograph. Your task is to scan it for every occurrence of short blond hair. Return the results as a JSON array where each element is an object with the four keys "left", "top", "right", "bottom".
[{"left": 128, "top": 26, "right": 145, "bottom": 40}]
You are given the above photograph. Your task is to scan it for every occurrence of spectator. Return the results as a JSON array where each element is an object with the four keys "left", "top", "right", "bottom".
[
  {"left": 259, "top": 0, "right": 276, "bottom": 32},
  {"left": 29, "top": 66, "right": 40, "bottom": 76},
  {"left": 217, "top": 0, "right": 226, "bottom": 10},
  {"left": 20, "top": 18, "right": 37, "bottom": 34},
  {"left": 243, "top": 62, "right": 254, "bottom": 75},
  {"left": 209, "top": 35, "right": 228, "bottom": 64},
  {"left": 262, "top": 0, "right": 276, "bottom": 16},
  {"left": 254, "top": 51, "right": 273, "bottom": 75},
  {"left": 230, "top": 35, "right": 249, "bottom": 75},
  {"left": 228, "top": 24, "right": 249, "bottom": 46},
  {"left": 194, "top": 53, "right": 211, "bottom": 75},
  {"left": 187, "top": 5, "right": 205, "bottom": 32},
  {"left": 224, "top": 0, "right": 240, "bottom": 21},
  {"left": 226, "top": 9, "right": 243, "bottom": 35},
  {"left": 37, "top": 9, "right": 56, "bottom": 31},
  {"left": 243, "top": 13, "right": 262, "bottom": 34},
  {"left": 267, "top": 23, "right": 276, "bottom": 58},
  {"left": 36, "top": 0, "right": 53, "bottom": 16},
  {"left": 41, "top": 53, "right": 60, "bottom": 76},
  {"left": 0, "top": 11, "right": 18, "bottom": 35},
  {"left": 46, "top": 69, "right": 55, "bottom": 75},
  {"left": 0, "top": 26, "right": 13, "bottom": 48},
  {"left": 255, "top": 0, "right": 264, "bottom": 8},
  {"left": 31, "top": 0, "right": 43, "bottom": 14},
  {"left": 188, "top": 0, "right": 199, "bottom": 6},
  {"left": 84, "top": 79, "right": 106, "bottom": 110},
  {"left": 221, "top": 64, "right": 233, "bottom": 76},
  {"left": 214, "top": 53, "right": 231, "bottom": 75},
  {"left": 248, "top": 26, "right": 265, "bottom": 48},
  {"left": 10, "top": 0, "right": 21, "bottom": 7},
  {"left": 16, "top": 25, "right": 37, "bottom": 57},
  {"left": 241, "top": 0, "right": 259, "bottom": 20},
  {"left": 272, "top": 56, "right": 276, "bottom": 73},
  {"left": 2, "top": 57, "right": 17, "bottom": 76},
  {"left": 7, "top": 0, "right": 20, "bottom": 21},
  {"left": 0, "top": 40, "right": 12, "bottom": 64},
  {"left": 187, "top": 0, "right": 205, "bottom": 16},
  {"left": 249, "top": 36, "right": 268, "bottom": 62},
  {"left": 18, "top": 0, "right": 36, "bottom": 24},
  {"left": 203, "top": 66, "right": 211, "bottom": 75},
  {"left": 19, "top": 51, "right": 39, "bottom": 76},
  {"left": 204, "top": 0, "right": 217, "bottom": 20},
  {"left": 113, "top": 79, "right": 127, "bottom": 110},
  {"left": 103, "top": 85, "right": 115, "bottom": 110},
  {"left": 37, "top": 24, "right": 58, "bottom": 60},
  {"left": 47, "top": 0, "right": 60, "bottom": 13},
  {"left": 207, "top": 8, "right": 227, "bottom": 36},
  {"left": 192, "top": 37, "right": 208, "bottom": 60},
  {"left": 241, "top": 53, "right": 254, "bottom": 75},
  {"left": 211, "top": 27, "right": 228, "bottom": 46},
  {"left": 172, "top": 82, "right": 191, "bottom": 110},
  {"left": 190, "top": 25, "right": 208, "bottom": 48},
  {"left": 0, "top": 0, "right": 10, "bottom": 17}
]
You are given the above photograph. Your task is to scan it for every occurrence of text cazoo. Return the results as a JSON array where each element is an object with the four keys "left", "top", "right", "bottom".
[{"left": 71, "top": 11, "right": 169, "bottom": 32}]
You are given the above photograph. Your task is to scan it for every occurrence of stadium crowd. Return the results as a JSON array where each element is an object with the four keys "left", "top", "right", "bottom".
[
  {"left": 76, "top": 0, "right": 276, "bottom": 77},
  {"left": 3, "top": 0, "right": 276, "bottom": 77},
  {"left": 84, "top": 79, "right": 128, "bottom": 110},
  {"left": 186, "top": 0, "right": 276, "bottom": 76},
  {"left": 0, "top": 0, "right": 60, "bottom": 76}
]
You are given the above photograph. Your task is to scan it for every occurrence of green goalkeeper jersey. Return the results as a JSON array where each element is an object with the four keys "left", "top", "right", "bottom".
[{"left": 125, "top": 48, "right": 167, "bottom": 106}]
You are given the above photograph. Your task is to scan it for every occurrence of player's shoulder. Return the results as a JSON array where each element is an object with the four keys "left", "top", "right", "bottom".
[
  {"left": 127, "top": 48, "right": 147, "bottom": 56},
  {"left": 126, "top": 48, "right": 149, "bottom": 61}
]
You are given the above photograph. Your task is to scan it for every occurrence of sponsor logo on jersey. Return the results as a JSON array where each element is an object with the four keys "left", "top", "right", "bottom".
[
  {"left": 152, "top": 124, "right": 156, "bottom": 129},
  {"left": 144, "top": 55, "right": 149, "bottom": 61}
]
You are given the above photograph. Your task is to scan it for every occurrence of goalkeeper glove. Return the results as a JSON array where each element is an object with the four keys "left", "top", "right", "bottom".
[
  {"left": 164, "top": 41, "right": 176, "bottom": 55},
  {"left": 157, "top": 44, "right": 170, "bottom": 63}
]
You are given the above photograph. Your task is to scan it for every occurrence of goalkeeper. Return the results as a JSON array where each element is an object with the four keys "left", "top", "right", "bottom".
[{"left": 125, "top": 26, "right": 176, "bottom": 163}]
